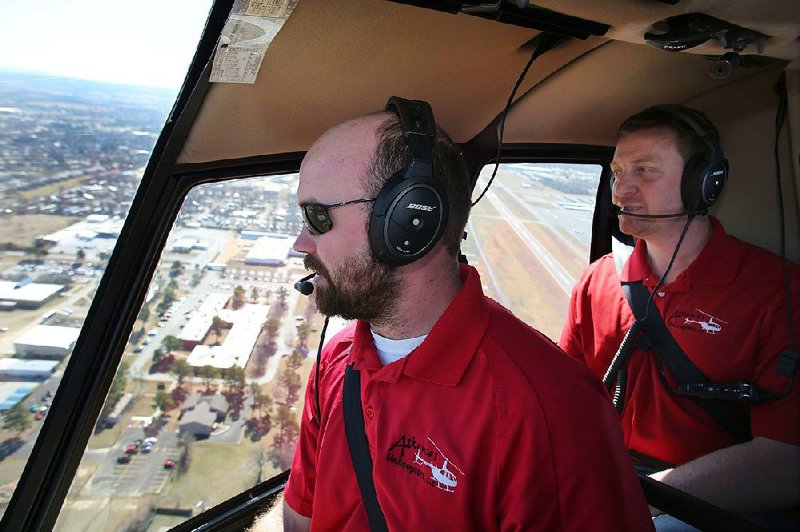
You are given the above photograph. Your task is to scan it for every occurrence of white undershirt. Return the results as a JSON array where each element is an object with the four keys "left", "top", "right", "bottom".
[{"left": 370, "top": 329, "right": 427, "bottom": 366}]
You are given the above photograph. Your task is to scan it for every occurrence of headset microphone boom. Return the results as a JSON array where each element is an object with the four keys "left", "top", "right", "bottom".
[{"left": 614, "top": 206, "right": 687, "bottom": 219}]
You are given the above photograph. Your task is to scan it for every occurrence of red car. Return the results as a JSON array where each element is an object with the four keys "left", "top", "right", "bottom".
[
  {"left": 124, "top": 444, "right": 138, "bottom": 454},
  {"left": 163, "top": 459, "right": 175, "bottom": 469},
  {"left": 33, "top": 411, "right": 43, "bottom": 421}
]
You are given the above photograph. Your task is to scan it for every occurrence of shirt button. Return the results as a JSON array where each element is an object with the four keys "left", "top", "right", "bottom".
[
  {"left": 365, "top": 405, "right": 375, "bottom": 419},
  {"left": 657, "top": 291, "right": 665, "bottom": 297}
]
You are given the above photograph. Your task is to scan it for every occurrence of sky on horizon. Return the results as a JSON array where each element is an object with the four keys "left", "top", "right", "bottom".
[{"left": 0, "top": 0, "right": 214, "bottom": 90}]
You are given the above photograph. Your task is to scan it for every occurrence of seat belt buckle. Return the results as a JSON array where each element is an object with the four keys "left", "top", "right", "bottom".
[{"left": 736, "top": 382, "right": 754, "bottom": 400}]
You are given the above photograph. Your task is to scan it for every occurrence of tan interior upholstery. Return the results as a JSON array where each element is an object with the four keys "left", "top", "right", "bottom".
[{"left": 173, "top": 0, "right": 799, "bottom": 260}]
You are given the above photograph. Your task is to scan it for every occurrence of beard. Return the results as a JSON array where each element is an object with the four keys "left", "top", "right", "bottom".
[{"left": 304, "top": 251, "right": 401, "bottom": 323}]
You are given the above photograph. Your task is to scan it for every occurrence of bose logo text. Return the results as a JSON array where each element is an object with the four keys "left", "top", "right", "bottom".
[{"left": 407, "top": 203, "right": 435, "bottom": 212}]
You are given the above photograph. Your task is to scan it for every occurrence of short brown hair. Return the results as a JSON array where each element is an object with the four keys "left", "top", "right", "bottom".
[
  {"left": 363, "top": 114, "right": 470, "bottom": 257},
  {"left": 617, "top": 105, "right": 719, "bottom": 162}
]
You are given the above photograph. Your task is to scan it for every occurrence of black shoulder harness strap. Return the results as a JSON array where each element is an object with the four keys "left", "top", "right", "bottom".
[
  {"left": 343, "top": 364, "right": 388, "bottom": 532},
  {"left": 621, "top": 281, "right": 752, "bottom": 443}
]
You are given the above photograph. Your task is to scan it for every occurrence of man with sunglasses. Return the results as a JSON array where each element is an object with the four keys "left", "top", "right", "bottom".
[{"left": 258, "top": 102, "right": 652, "bottom": 531}]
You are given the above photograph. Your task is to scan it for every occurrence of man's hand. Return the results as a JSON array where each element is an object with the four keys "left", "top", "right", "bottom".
[{"left": 248, "top": 494, "right": 311, "bottom": 532}]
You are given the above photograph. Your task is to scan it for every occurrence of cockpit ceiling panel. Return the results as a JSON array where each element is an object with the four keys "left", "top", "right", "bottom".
[
  {"left": 503, "top": 39, "right": 770, "bottom": 147},
  {"left": 176, "top": 0, "right": 605, "bottom": 164}
]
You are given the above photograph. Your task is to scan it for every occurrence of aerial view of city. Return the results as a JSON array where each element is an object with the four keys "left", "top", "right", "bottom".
[{"left": 0, "top": 70, "right": 599, "bottom": 530}]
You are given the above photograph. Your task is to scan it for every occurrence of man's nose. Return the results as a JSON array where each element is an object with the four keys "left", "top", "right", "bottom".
[
  {"left": 293, "top": 225, "right": 315, "bottom": 254},
  {"left": 612, "top": 172, "right": 638, "bottom": 199}
]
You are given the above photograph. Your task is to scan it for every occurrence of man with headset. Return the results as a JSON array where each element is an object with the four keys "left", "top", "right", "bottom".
[
  {"left": 254, "top": 97, "right": 652, "bottom": 531},
  {"left": 559, "top": 104, "right": 800, "bottom": 527}
]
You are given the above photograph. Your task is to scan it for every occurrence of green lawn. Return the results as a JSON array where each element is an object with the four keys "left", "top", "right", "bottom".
[{"left": 161, "top": 439, "right": 276, "bottom": 509}]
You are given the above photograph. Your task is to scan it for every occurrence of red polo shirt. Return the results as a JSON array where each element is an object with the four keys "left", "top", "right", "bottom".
[
  {"left": 560, "top": 217, "right": 800, "bottom": 465},
  {"left": 285, "top": 264, "right": 653, "bottom": 531}
]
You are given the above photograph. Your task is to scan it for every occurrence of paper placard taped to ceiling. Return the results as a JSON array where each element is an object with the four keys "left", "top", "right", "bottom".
[{"left": 210, "top": 0, "right": 297, "bottom": 84}]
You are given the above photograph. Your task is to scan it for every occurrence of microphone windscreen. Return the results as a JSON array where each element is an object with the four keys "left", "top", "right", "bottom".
[{"left": 294, "top": 280, "right": 314, "bottom": 295}]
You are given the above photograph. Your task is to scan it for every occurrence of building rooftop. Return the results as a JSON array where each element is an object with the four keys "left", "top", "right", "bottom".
[
  {"left": 244, "top": 235, "right": 292, "bottom": 265},
  {"left": 187, "top": 303, "right": 270, "bottom": 369},
  {"left": 0, "top": 281, "right": 64, "bottom": 305},
  {"left": 179, "top": 402, "right": 217, "bottom": 428},
  {"left": 0, "top": 382, "right": 39, "bottom": 411},
  {"left": 14, "top": 325, "right": 81, "bottom": 350},
  {"left": 179, "top": 294, "right": 229, "bottom": 343},
  {"left": 0, "top": 358, "right": 60, "bottom": 372},
  {"left": 182, "top": 392, "right": 229, "bottom": 413}
]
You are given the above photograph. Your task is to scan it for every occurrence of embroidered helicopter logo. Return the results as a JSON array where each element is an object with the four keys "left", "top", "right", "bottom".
[
  {"left": 413, "top": 438, "right": 464, "bottom": 493},
  {"left": 683, "top": 309, "right": 727, "bottom": 335}
]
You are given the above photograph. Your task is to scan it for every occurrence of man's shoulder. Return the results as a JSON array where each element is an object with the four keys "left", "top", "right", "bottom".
[
  {"left": 319, "top": 321, "right": 358, "bottom": 361},
  {"left": 483, "top": 300, "right": 599, "bottom": 385},
  {"left": 585, "top": 252, "right": 617, "bottom": 276},
  {"left": 481, "top": 300, "right": 611, "bottom": 419},
  {"left": 326, "top": 321, "right": 358, "bottom": 344},
  {"left": 571, "top": 252, "right": 619, "bottom": 294},
  {"left": 716, "top": 228, "right": 800, "bottom": 285},
  {"left": 484, "top": 298, "right": 558, "bottom": 349}
]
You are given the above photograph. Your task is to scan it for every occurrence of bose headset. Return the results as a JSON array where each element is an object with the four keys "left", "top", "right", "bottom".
[{"left": 367, "top": 96, "right": 449, "bottom": 266}]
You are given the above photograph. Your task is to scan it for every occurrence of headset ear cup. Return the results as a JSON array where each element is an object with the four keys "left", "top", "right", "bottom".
[
  {"left": 701, "top": 158, "right": 727, "bottom": 208},
  {"left": 680, "top": 153, "right": 708, "bottom": 214},
  {"left": 368, "top": 174, "right": 448, "bottom": 266}
]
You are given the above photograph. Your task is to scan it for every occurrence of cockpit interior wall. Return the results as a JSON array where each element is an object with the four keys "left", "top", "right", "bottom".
[{"left": 699, "top": 69, "right": 799, "bottom": 262}]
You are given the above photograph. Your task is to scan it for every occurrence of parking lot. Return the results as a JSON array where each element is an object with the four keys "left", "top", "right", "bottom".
[{"left": 86, "top": 427, "right": 180, "bottom": 497}]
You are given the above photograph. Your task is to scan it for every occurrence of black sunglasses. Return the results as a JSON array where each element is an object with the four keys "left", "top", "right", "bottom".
[{"left": 300, "top": 197, "right": 376, "bottom": 235}]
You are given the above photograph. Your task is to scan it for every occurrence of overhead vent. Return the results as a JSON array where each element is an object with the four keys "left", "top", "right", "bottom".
[{"left": 388, "top": 1, "right": 609, "bottom": 39}]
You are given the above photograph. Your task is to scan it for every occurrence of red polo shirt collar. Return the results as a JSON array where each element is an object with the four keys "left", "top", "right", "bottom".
[
  {"left": 349, "top": 264, "right": 491, "bottom": 386},
  {"left": 620, "top": 216, "right": 741, "bottom": 290}
]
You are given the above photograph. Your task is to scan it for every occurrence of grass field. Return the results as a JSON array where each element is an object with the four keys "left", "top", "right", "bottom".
[
  {"left": 161, "top": 439, "right": 274, "bottom": 509},
  {"left": 16, "top": 177, "right": 90, "bottom": 202},
  {"left": 0, "top": 214, "right": 77, "bottom": 247},
  {"left": 55, "top": 495, "right": 155, "bottom": 532}
]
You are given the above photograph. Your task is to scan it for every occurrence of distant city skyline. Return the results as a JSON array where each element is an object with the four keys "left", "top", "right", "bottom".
[{"left": 0, "top": 0, "right": 213, "bottom": 90}]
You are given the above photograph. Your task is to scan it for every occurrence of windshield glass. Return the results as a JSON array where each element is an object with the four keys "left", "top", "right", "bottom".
[{"left": 0, "top": 0, "right": 212, "bottom": 524}]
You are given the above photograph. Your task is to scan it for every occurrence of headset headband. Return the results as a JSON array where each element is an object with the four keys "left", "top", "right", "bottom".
[
  {"left": 651, "top": 104, "right": 720, "bottom": 158},
  {"left": 385, "top": 97, "right": 435, "bottom": 179}
]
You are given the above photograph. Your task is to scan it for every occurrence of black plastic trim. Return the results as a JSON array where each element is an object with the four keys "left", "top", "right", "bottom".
[
  {"left": 387, "top": 0, "right": 609, "bottom": 38},
  {"left": 640, "top": 475, "right": 769, "bottom": 532},
  {"left": 169, "top": 152, "right": 308, "bottom": 180},
  {"left": 169, "top": 471, "right": 289, "bottom": 532},
  {"left": 590, "top": 163, "right": 618, "bottom": 263}
]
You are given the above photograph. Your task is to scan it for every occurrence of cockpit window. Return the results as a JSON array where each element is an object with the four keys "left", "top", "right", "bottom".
[
  {"left": 468, "top": 163, "right": 601, "bottom": 340},
  {"left": 54, "top": 176, "right": 322, "bottom": 530}
]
